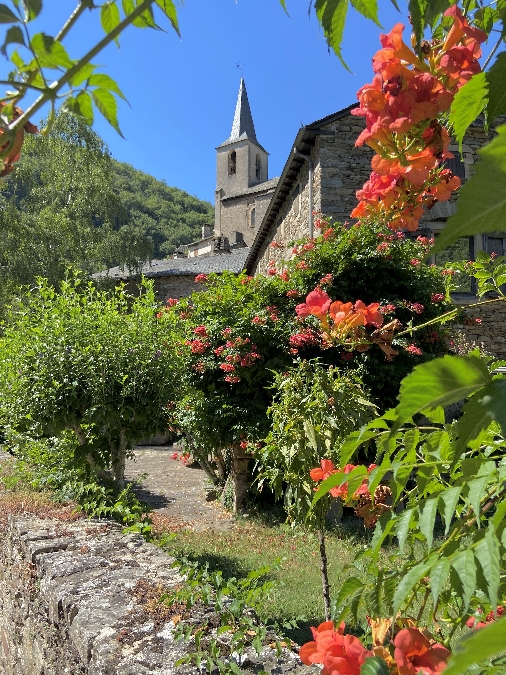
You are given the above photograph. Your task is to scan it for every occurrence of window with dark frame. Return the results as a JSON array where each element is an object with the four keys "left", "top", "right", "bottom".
[
  {"left": 444, "top": 150, "right": 466, "bottom": 182},
  {"left": 255, "top": 154, "right": 261, "bottom": 180},
  {"left": 434, "top": 234, "right": 475, "bottom": 294}
]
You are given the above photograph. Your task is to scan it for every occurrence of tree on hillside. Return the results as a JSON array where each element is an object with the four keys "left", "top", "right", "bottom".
[
  {"left": 0, "top": 113, "right": 153, "bottom": 291},
  {"left": 111, "top": 161, "right": 213, "bottom": 258}
]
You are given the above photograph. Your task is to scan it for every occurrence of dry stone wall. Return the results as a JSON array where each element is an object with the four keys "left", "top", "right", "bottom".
[
  {"left": 454, "top": 299, "right": 506, "bottom": 359},
  {"left": 0, "top": 515, "right": 315, "bottom": 675}
]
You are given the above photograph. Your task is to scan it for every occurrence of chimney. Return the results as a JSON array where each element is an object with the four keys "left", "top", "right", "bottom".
[
  {"left": 213, "top": 236, "right": 230, "bottom": 254},
  {"left": 230, "top": 231, "right": 245, "bottom": 248},
  {"left": 173, "top": 246, "right": 185, "bottom": 259},
  {"left": 202, "top": 223, "right": 213, "bottom": 239}
]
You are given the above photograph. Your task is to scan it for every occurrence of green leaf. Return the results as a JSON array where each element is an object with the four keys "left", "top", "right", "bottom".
[
  {"left": 408, "top": 0, "right": 428, "bottom": 49},
  {"left": 486, "top": 53, "right": 506, "bottom": 124},
  {"left": 22, "top": 0, "right": 41, "bottom": 20},
  {"left": 429, "top": 558, "right": 451, "bottom": 614},
  {"left": 91, "top": 88, "right": 124, "bottom": 137},
  {"left": 449, "top": 72, "right": 488, "bottom": 150},
  {"left": 466, "top": 474, "right": 492, "bottom": 523},
  {"left": 454, "top": 394, "right": 493, "bottom": 453},
  {"left": 1, "top": 24, "right": 24, "bottom": 56},
  {"left": 419, "top": 497, "right": 439, "bottom": 551},
  {"left": 30, "top": 33, "right": 73, "bottom": 69},
  {"left": 471, "top": 378, "right": 506, "bottom": 438},
  {"left": 101, "top": 2, "right": 121, "bottom": 35},
  {"left": 444, "top": 616, "right": 506, "bottom": 675},
  {"left": 333, "top": 576, "right": 364, "bottom": 607},
  {"left": 438, "top": 486, "right": 462, "bottom": 536},
  {"left": 360, "top": 657, "right": 391, "bottom": 675},
  {"left": 350, "top": 0, "right": 380, "bottom": 26},
  {"left": 69, "top": 63, "right": 96, "bottom": 87},
  {"left": 314, "top": 0, "right": 351, "bottom": 70},
  {"left": 340, "top": 426, "right": 382, "bottom": 466},
  {"left": 88, "top": 73, "right": 127, "bottom": 101},
  {"left": 474, "top": 526, "right": 500, "bottom": 609},
  {"left": 393, "top": 355, "right": 491, "bottom": 431},
  {"left": 0, "top": 3, "right": 20, "bottom": 23},
  {"left": 395, "top": 507, "right": 414, "bottom": 554},
  {"left": 74, "top": 91, "right": 94, "bottom": 125},
  {"left": 451, "top": 549, "right": 476, "bottom": 611},
  {"left": 154, "top": 0, "right": 180, "bottom": 36},
  {"left": 432, "top": 126, "right": 506, "bottom": 252},
  {"left": 392, "top": 559, "right": 434, "bottom": 619},
  {"left": 303, "top": 420, "right": 318, "bottom": 451}
]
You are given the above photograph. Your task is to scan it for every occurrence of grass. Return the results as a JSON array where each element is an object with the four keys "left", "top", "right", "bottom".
[
  {"left": 154, "top": 507, "right": 376, "bottom": 645},
  {"left": 0, "top": 451, "right": 82, "bottom": 530}
]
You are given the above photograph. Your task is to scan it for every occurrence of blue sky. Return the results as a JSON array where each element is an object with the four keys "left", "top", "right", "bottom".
[{"left": 3, "top": 1, "right": 415, "bottom": 202}]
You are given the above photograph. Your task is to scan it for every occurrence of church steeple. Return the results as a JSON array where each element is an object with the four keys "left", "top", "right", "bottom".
[
  {"left": 215, "top": 79, "right": 269, "bottom": 202},
  {"left": 227, "top": 78, "right": 257, "bottom": 144}
]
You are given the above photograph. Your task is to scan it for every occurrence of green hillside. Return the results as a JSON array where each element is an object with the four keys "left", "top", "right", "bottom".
[
  {"left": 112, "top": 160, "right": 213, "bottom": 259},
  {"left": 0, "top": 113, "right": 213, "bottom": 299}
]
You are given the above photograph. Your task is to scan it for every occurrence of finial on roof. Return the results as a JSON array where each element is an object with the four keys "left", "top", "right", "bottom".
[{"left": 228, "top": 78, "right": 257, "bottom": 143}]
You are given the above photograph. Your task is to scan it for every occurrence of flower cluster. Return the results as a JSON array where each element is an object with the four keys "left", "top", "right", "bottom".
[
  {"left": 466, "top": 604, "right": 505, "bottom": 630},
  {"left": 300, "top": 621, "right": 450, "bottom": 675},
  {"left": 295, "top": 288, "right": 401, "bottom": 360},
  {"left": 310, "top": 459, "right": 392, "bottom": 528},
  {"left": 351, "top": 7, "right": 487, "bottom": 232}
]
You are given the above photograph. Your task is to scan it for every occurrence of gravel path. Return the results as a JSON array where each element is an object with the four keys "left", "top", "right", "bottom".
[{"left": 125, "top": 445, "right": 234, "bottom": 532}]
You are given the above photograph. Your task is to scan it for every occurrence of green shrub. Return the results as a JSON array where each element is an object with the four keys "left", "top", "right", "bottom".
[{"left": 0, "top": 275, "right": 181, "bottom": 487}]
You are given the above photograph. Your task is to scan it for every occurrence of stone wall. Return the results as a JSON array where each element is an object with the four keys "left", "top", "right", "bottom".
[
  {"left": 124, "top": 274, "right": 200, "bottom": 303},
  {"left": 256, "top": 143, "right": 320, "bottom": 276},
  {"left": 453, "top": 298, "right": 506, "bottom": 359},
  {"left": 0, "top": 515, "right": 314, "bottom": 675},
  {"left": 255, "top": 113, "right": 373, "bottom": 275}
]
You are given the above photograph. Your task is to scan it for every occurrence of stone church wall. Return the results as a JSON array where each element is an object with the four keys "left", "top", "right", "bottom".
[{"left": 256, "top": 143, "right": 320, "bottom": 276}]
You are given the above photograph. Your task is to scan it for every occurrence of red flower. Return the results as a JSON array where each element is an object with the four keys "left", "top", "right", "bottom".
[
  {"left": 286, "top": 289, "right": 299, "bottom": 298},
  {"left": 296, "top": 288, "right": 332, "bottom": 319},
  {"left": 405, "top": 344, "right": 422, "bottom": 356},
  {"left": 166, "top": 298, "right": 179, "bottom": 306},
  {"left": 194, "top": 325, "right": 208, "bottom": 337},
  {"left": 300, "top": 621, "right": 372, "bottom": 675},
  {"left": 393, "top": 628, "right": 450, "bottom": 675},
  {"left": 195, "top": 274, "right": 208, "bottom": 283},
  {"left": 219, "top": 363, "right": 236, "bottom": 372},
  {"left": 224, "top": 374, "right": 241, "bottom": 383},
  {"left": 431, "top": 293, "right": 444, "bottom": 303}
]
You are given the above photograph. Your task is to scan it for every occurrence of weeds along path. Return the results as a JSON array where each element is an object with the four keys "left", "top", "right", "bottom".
[{"left": 125, "top": 445, "right": 234, "bottom": 532}]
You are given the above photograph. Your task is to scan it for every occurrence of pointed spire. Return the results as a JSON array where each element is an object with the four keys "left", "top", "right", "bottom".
[{"left": 228, "top": 78, "right": 257, "bottom": 143}]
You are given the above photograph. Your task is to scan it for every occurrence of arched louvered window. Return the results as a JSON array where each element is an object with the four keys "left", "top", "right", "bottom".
[{"left": 229, "top": 151, "right": 236, "bottom": 176}]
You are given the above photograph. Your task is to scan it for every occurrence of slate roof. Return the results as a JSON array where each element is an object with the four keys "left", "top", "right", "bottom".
[
  {"left": 96, "top": 249, "right": 250, "bottom": 280},
  {"left": 221, "top": 176, "right": 279, "bottom": 201},
  {"left": 221, "top": 78, "right": 257, "bottom": 145}
]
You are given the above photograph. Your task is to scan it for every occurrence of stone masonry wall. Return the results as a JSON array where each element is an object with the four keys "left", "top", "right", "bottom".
[
  {"left": 453, "top": 298, "right": 506, "bottom": 359},
  {"left": 0, "top": 515, "right": 315, "bottom": 675},
  {"left": 256, "top": 143, "right": 320, "bottom": 276},
  {"left": 255, "top": 113, "right": 372, "bottom": 275},
  {"left": 124, "top": 274, "right": 200, "bottom": 304}
]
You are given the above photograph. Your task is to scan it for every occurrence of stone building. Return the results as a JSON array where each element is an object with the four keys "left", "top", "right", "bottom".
[
  {"left": 244, "top": 105, "right": 504, "bottom": 277},
  {"left": 97, "top": 249, "right": 250, "bottom": 305}
]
